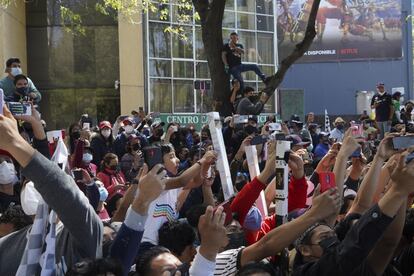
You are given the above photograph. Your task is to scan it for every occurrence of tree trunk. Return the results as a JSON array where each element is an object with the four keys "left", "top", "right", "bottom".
[{"left": 193, "top": 0, "right": 230, "bottom": 113}]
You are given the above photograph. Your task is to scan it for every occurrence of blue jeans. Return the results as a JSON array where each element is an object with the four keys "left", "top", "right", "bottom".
[
  {"left": 229, "top": 64, "right": 266, "bottom": 92},
  {"left": 377, "top": 121, "right": 391, "bottom": 140}
]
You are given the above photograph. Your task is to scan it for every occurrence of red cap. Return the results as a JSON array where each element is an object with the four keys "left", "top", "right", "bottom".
[
  {"left": 99, "top": 121, "right": 112, "bottom": 130},
  {"left": 0, "top": 149, "right": 13, "bottom": 159}
]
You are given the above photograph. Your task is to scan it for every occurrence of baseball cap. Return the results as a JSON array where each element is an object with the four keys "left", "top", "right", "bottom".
[
  {"left": 99, "top": 121, "right": 112, "bottom": 130},
  {"left": 376, "top": 82, "right": 385, "bottom": 87},
  {"left": 243, "top": 206, "right": 263, "bottom": 231},
  {"left": 151, "top": 121, "right": 165, "bottom": 128},
  {"left": 122, "top": 117, "right": 134, "bottom": 126},
  {"left": 286, "top": 135, "right": 311, "bottom": 147}
]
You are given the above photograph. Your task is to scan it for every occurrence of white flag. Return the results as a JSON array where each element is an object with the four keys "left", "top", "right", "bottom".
[
  {"left": 51, "top": 137, "right": 69, "bottom": 171},
  {"left": 324, "top": 109, "right": 331, "bottom": 133}
]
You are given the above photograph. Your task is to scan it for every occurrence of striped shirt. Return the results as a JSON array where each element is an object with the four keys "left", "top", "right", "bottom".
[{"left": 214, "top": 247, "right": 244, "bottom": 276}]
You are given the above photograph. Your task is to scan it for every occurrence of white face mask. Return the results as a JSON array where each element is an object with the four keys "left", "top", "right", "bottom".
[
  {"left": 10, "top": 67, "right": 22, "bottom": 77},
  {"left": 20, "top": 181, "right": 43, "bottom": 216},
  {"left": 101, "top": 129, "right": 111, "bottom": 138},
  {"left": 0, "top": 161, "right": 18, "bottom": 185},
  {"left": 82, "top": 153, "right": 93, "bottom": 163},
  {"left": 124, "top": 125, "right": 134, "bottom": 134}
]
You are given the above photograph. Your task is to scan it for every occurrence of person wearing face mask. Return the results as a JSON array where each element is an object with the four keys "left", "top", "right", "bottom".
[
  {"left": 329, "top": 117, "right": 346, "bottom": 143},
  {"left": 91, "top": 121, "right": 115, "bottom": 166},
  {"left": 371, "top": 82, "right": 393, "bottom": 139},
  {"left": 148, "top": 121, "right": 165, "bottom": 145},
  {"left": 113, "top": 118, "right": 137, "bottom": 159},
  {"left": 236, "top": 86, "right": 268, "bottom": 115},
  {"left": 71, "top": 139, "right": 97, "bottom": 177},
  {"left": 120, "top": 135, "right": 143, "bottom": 182},
  {"left": 0, "top": 58, "right": 41, "bottom": 102},
  {"left": 11, "top": 74, "right": 34, "bottom": 103},
  {"left": 314, "top": 132, "right": 331, "bottom": 160},
  {"left": 97, "top": 153, "right": 127, "bottom": 216},
  {"left": 0, "top": 151, "right": 20, "bottom": 213}
]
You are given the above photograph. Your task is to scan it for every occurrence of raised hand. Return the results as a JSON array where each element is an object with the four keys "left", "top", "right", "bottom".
[
  {"left": 198, "top": 206, "right": 228, "bottom": 261},
  {"left": 288, "top": 151, "right": 305, "bottom": 179},
  {"left": 308, "top": 185, "right": 341, "bottom": 222},
  {"left": 376, "top": 133, "right": 398, "bottom": 160}
]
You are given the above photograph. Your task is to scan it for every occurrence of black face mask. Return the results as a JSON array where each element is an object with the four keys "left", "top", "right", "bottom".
[
  {"left": 154, "top": 128, "right": 164, "bottom": 137},
  {"left": 71, "top": 131, "right": 81, "bottom": 140},
  {"left": 244, "top": 125, "right": 258, "bottom": 135},
  {"left": 336, "top": 124, "right": 344, "bottom": 130},
  {"left": 132, "top": 143, "right": 140, "bottom": 151},
  {"left": 16, "top": 86, "right": 29, "bottom": 96},
  {"left": 248, "top": 96, "right": 256, "bottom": 102},
  {"left": 109, "top": 164, "right": 118, "bottom": 171},
  {"left": 318, "top": 235, "right": 340, "bottom": 253}
]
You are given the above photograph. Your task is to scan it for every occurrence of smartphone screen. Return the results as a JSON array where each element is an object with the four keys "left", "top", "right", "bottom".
[
  {"left": 7, "top": 102, "right": 31, "bottom": 116},
  {"left": 72, "top": 169, "right": 83, "bottom": 181},
  {"left": 82, "top": 122, "right": 90, "bottom": 130},
  {"left": 319, "top": 172, "right": 336, "bottom": 193},
  {"left": 250, "top": 135, "right": 268, "bottom": 145},
  {"left": 392, "top": 136, "right": 414, "bottom": 150},
  {"left": 143, "top": 146, "right": 163, "bottom": 170},
  {"left": 351, "top": 123, "right": 363, "bottom": 137}
]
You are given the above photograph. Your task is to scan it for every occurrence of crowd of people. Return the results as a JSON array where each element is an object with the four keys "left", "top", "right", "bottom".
[{"left": 1, "top": 52, "right": 414, "bottom": 276}]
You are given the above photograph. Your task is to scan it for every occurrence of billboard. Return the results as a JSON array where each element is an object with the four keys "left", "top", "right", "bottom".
[{"left": 277, "top": 0, "right": 402, "bottom": 62}]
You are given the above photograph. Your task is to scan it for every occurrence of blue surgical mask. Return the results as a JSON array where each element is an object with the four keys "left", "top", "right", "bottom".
[
  {"left": 10, "top": 67, "right": 22, "bottom": 77},
  {"left": 82, "top": 153, "right": 93, "bottom": 163},
  {"left": 99, "top": 186, "right": 109, "bottom": 202}
]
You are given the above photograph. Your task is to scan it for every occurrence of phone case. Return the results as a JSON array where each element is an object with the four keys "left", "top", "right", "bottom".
[{"left": 319, "top": 172, "right": 336, "bottom": 193}]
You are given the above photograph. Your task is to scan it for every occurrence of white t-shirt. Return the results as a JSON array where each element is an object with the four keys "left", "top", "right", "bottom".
[{"left": 141, "top": 188, "right": 182, "bottom": 244}]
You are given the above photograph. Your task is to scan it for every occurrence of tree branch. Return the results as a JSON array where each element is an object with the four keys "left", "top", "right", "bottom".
[{"left": 262, "top": 0, "right": 322, "bottom": 100}]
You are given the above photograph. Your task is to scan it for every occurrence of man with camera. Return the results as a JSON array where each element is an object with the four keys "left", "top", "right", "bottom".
[{"left": 371, "top": 82, "right": 393, "bottom": 139}]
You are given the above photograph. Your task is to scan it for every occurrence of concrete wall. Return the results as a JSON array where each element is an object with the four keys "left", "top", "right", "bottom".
[
  {"left": 281, "top": 1, "right": 413, "bottom": 116},
  {"left": 118, "top": 13, "right": 146, "bottom": 114},
  {"left": 0, "top": 2, "right": 27, "bottom": 74}
]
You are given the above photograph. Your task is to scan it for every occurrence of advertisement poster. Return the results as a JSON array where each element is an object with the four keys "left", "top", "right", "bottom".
[{"left": 277, "top": 0, "right": 402, "bottom": 62}]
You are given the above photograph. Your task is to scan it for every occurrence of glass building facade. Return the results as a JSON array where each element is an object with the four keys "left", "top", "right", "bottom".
[
  {"left": 146, "top": 0, "right": 277, "bottom": 114},
  {"left": 26, "top": 0, "right": 120, "bottom": 129}
]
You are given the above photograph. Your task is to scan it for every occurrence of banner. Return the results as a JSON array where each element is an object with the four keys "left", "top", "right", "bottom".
[{"left": 277, "top": 0, "right": 402, "bottom": 62}]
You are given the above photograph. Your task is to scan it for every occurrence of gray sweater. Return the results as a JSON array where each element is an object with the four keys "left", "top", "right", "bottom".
[
  {"left": 236, "top": 97, "right": 264, "bottom": 115},
  {"left": 0, "top": 152, "right": 103, "bottom": 275}
]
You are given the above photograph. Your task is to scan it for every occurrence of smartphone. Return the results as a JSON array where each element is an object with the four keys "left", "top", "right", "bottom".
[
  {"left": 269, "top": 123, "right": 281, "bottom": 132},
  {"left": 392, "top": 136, "right": 414, "bottom": 150},
  {"left": 214, "top": 197, "right": 234, "bottom": 226},
  {"left": 233, "top": 115, "right": 249, "bottom": 124},
  {"left": 72, "top": 169, "right": 83, "bottom": 182},
  {"left": 7, "top": 102, "right": 31, "bottom": 116},
  {"left": 0, "top": 89, "right": 3, "bottom": 115},
  {"left": 143, "top": 146, "right": 163, "bottom": 170},
  {"left": 351, "top": 122, "right": 363, "bottom": 137},
  {"left": 82, "top": 122, "right": 90, "bottom": 130},
  {"left": 406, "top": 152, "right": 414, "bottom": 164},
  {"left": 319, "top": 172, "right": 336, "bottom": 193},
  {"left": 350, "top": 148, "right": 361, "bottom": 158},
  {"left": 250, "top": 135, "right": 268, "bottom": 145}
]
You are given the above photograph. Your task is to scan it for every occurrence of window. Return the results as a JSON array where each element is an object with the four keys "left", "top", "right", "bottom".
[{"left": 146, "top": 0, "right": 277, "bottom": 114}]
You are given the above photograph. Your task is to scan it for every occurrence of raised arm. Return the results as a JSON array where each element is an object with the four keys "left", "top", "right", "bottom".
[
  {"left": 349, "top": 134, "right": 396, "bottom": 214},
  {"left": 240, "top": 186, "right": 341, "bottom": 266},
  {"left": 0, "top": 106, "right": 102, "bottom": 258}
]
